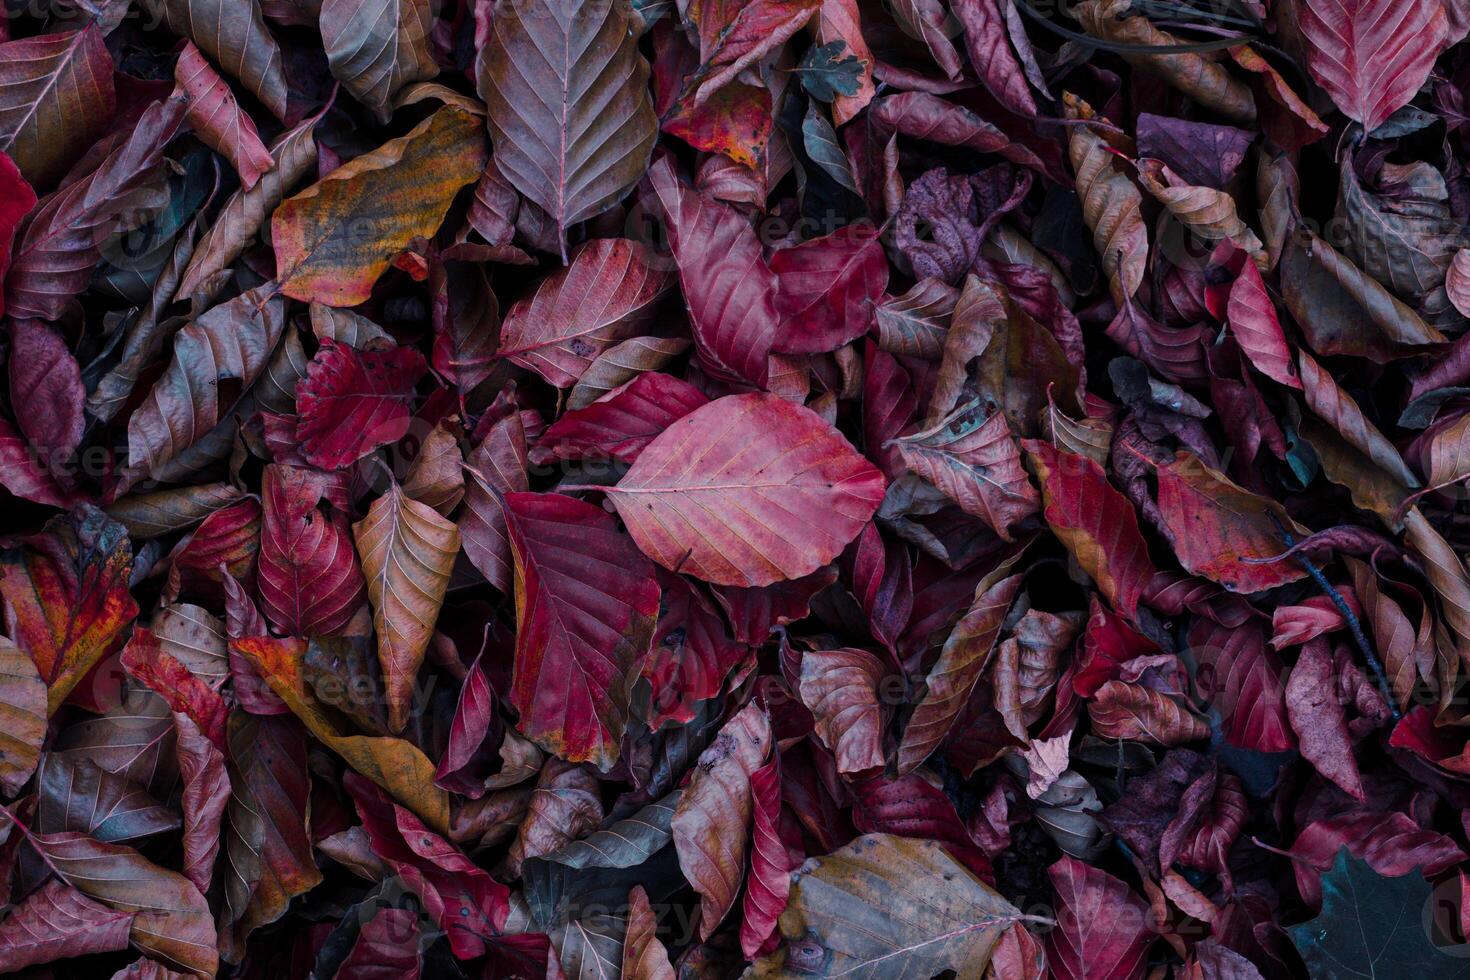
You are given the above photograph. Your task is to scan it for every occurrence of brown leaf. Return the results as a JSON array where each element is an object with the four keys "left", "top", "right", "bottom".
[
  {"left": 1280, "top": 227, "right": 1445, "bottom": 361},
  {"left": 230, "top": 635, "right": 451, "bottom": 833},
  {"left": 273, "top": 106, "right": 486, "bottom": 306},
  {"left": 354, "top": 481, "right": 459, "bottom": 733},
  {"left": 1087, "top": 680, "right": 1209, "bottom": 746},
  {"left": 506, "top": 759, "right": 603, "bottom": 877},
  {"left": 1135, "top": 159, "right": 1266, "bottom": 269},
  {"left": 402, "top": 419, "right": 466, "bottom": 516},
  {"left": 0, "top": 25, "right": 116, "bottom": 188},
  {"left": 750, "top": 834, "right": 1024, "bottom": 977},
  {"left": 321, "top": 0, "right": 438, "bottom": 122},
  {"left": 478, "top": 0, "right": 657, "bottom": 256},
  {"left": 672, "top": 700, "right": 772, "bottom": 939},
  {"left": 170, "top": 116, "right": 318, "bottom": 307},
  {"left": 894, "top": 398, "right": 1039, "bottom": 540},
  {"left": 21, "top": 828, "right": 218, "bottom": 977},
  {"left": 798, "top": 647, "right": 889, "bottom": 776},
  {"left": 930, "top": 274, "right": 1008, "bottom": 424},
  {"left": 156, "top": 0, "right": 289, "bottom": 119},
  {"left": 1064, "top": 93, "right": 1147, "bottom": 304},
  {"left": 0, "top": 635, "right": 45, "bottom": 795},
  {"left": 1076, "top": 0, "right": 1255, "bottom": 122},
  {"left": 126, "top": 286, "right": 285, "bottom": 483},
  {"left": 623, "top": 884, "right": 677, "bottom": 979},
  {"left": 898, "top": 569, "right": 1024, "bottom": 773}
]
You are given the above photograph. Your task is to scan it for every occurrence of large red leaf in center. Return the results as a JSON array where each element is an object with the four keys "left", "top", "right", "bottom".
[{"left": 604, "top": 392, "right": 886, "bottom": 587}]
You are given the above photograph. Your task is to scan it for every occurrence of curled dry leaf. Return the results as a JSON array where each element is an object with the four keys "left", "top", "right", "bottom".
[
  {"left": 899, "top": 571, "right": 1024, "bottom": 773},
  {"left": 672, "top": 700, "right": 772, "bottom": 939},
  {"left": 1076, "top": 0, "right": 1255, "bottom": 122},
  {"left": 1064, "top": 93, "right": 1147, "bottom": 304},
  {"left": 798, "top": 647, "right": 889, "bottom": 776},
  {"left": 1087, "top": 680, "right": 1210, "bottom": 747}
]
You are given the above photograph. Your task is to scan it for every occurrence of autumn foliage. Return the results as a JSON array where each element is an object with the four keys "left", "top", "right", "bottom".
[{"left": 6, "top": 0, "right": 1470, "bottom": 976}]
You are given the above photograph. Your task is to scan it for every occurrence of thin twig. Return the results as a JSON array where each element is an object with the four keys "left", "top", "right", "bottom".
[{"left": 1268, "top": 513, "right": 1400, "bottom": 720}]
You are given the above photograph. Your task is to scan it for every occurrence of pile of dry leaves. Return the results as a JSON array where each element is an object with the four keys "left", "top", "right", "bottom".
[{"left": 5, "top": 0, "right": 1470, "bottom": 975}]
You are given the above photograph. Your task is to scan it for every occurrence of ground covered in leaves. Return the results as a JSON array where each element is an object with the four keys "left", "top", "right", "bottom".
[{"left": 8, "top": 0, "right": 1470, "bottom": 976}]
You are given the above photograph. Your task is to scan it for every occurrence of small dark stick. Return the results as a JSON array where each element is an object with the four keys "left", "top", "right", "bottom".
[{"left": 1268, "top": 512, "right": 1400, "bottom": 721}]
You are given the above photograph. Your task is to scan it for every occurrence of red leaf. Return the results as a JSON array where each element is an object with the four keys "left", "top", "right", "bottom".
[
  {"left": 257, "top": 464, "right": 367, "bottom": 637},
  {"left": 120, "top": 628, "right": 229, "bottom": 748},
  {"left": 640, "top": 569, "right": 747, "bottom": 730},
  {"left": 295, "top": 340, "right": 427, "bottom": 470},
  {"left": 174, "top": 41, "right": 274, "bottom": 189},
  {"left": 505, "top": 491, "right": 660, "bottom": 770},
  {"left": 0, "top": 151, "right": 36, "bottom": 319},
  {"left": 1290, "top": 810, "right": 1465, "bottom": 908},
  {"left": 1024, "top": 440, "right": 1154, "bottom": 621},
  {"left": 852, "top": 771, "right": 992, "bottom": 879},
  {"left": 434, "top": 649, "right": 501, "bottom": 797},
  {"left": 0, "top": 505, "right": 138, "bottom": 715},
  {"left": 684, "top": 0, "right": 820, "bottom": 101},
  {"left": 1155, "top": 451, "right": 1309, "bottom": 594},
  {"left": 164, "top": 497, "right": 261, "bottom": 600},
  {"left": 8, "top": 318, "right": 85, "bottom": 473},
  {"left": 740, "top": 753, "right": 794, "bottom": 958},
  {"left": 641, "top": 155, "right": 779, "bottom": 387},
  {"left": 842, "top": 520, "right": 913, "bottom": 655},
  {"left": 1188, "top": 617, "right": 1295, "bottom": 753},
  {"left": 1075, "top": 597, "right": 1160, "bottom": 697},
  {"left": 951, "top": 0, "right": 1039, "bottom": 116},
  {"left": 5, "top": 96, "right": 184, "bottom": 321},
  {"left": 1044, "top": 855, "right": 1155, "bottom": 980},
  {"left": 495, "top": 238, "right": 672, "bottom": 388},
  {"left": 0, "top": 879, "right": 133, "bottom": 971},
  {"left": 1285, "top": 639, "right": 1365, "bottom": 799},
  {"left": 604, "top": 392, "right": 886, "bottom": 587},
  {"left": 894, "top": 399, "right": 1039, "bottom": 541},
  {"left": 346, "top": 772, "right": 511, "bottom": 959},
  {"left": 1299, "top": 0, "right": 1448, "bottom": 133},
  {"left": 712, "top": 565, "right": 839, "bottom": 645},
  {"left": 336, "top": 906, "right": 422, "bottom": 979},
  {"left": 1225, "top": 258, "right": 1301, "bottom": 389},
  {"left": 769, "top": 224, "right": 888, "bottom": 354},
  {"left": 460, "top": 407, "right": 529, "bottom": 593},
  {"left": 532, "top": 372, "right": 708, "bottom": 465}
]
